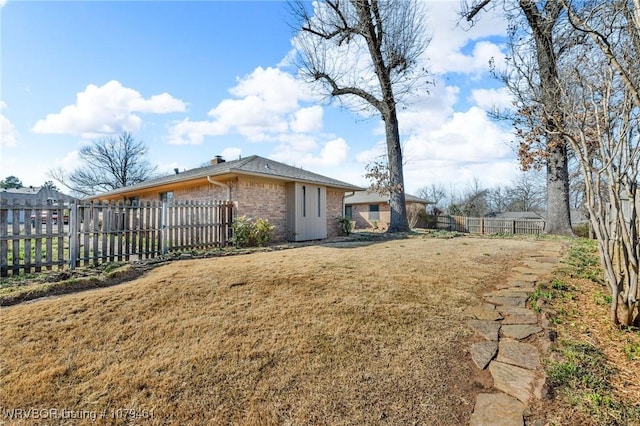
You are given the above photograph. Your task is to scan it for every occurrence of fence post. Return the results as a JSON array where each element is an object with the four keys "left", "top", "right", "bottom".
[
  {"left": 68, "top": 202, "right": 79, "bottom": 270},
  {"left": 161, "top": 201, "right": 168, "bottom": 255}
]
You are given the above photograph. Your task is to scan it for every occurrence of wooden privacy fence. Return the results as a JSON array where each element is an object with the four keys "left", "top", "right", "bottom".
[
  {"left": 435, "top": 215, "right": 545, "bottom": 235},
  {"left": 0, "top": 199, "right": 234, "bottom": 277}
]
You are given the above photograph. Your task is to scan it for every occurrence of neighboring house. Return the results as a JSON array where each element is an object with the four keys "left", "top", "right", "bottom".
[
  {"left": 344, "top": 191, "right": 432, "bottom": 230},
  {"left": 0, "top": 186, "right": 77, "bottom": 223},
  {"left": 88, "top": 155, "right": 363, "bottom": 242}
]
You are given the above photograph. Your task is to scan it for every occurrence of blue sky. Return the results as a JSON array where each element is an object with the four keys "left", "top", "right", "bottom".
[{"left": 1, "top": 0, "right": 517, "bottom": 196}]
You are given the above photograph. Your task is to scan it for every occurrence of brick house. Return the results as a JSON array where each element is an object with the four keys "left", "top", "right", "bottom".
[
  {"left": 344, "top": 191, "right": 431, "bottom": 230},
  {"left": 88, "top": 155, "right": 362, "bottom": 242}
]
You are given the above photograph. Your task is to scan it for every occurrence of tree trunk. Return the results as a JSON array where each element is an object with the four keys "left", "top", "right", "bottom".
[
  {"left": 545, "top": 141, "right": 574, "bottom": 235},
  {"left": 385, "top": 110, "right": 410, "bottom": 233},
  {"left": 521, "top": 0, "right": 574, "bottom": 235}
]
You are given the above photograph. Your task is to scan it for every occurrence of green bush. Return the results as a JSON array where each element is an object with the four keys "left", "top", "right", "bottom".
[
  {"left": 231, "top": 216, "right": 275, "bottom": 248},
  {"left": 252, "top": 218, "right": 275, "bottom": 247},
  {"left": 337, "top": 217, "right": 353, "bottom": 236},
  {"left": 573, "top": 222, "right": 591, "bottom": 238}
]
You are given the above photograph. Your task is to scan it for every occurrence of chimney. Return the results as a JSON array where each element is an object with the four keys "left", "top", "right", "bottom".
[
  {"left": 174, "top": 168, "right": 179, "bottom": 175},
  {"left": 210, "top": 155, "right": 226, "bottom": 165}
]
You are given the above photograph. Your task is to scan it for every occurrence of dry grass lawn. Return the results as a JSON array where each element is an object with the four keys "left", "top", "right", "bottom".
[{"left": 0, "top": 235, "right": 559, "bottom": 425}]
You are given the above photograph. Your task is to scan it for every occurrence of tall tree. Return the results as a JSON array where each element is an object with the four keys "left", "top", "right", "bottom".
[
  {"left": 0, "top": 176, "right": 23, "bottom": 189},
  {"left": 462, "top": 0, "right": 574, "bottom": 235},
  {"left": 291, "top": 0, "right": 430, "bottom": 232},
  {"left": 50, "top": 132, "right": 156, "bottom": 197}
]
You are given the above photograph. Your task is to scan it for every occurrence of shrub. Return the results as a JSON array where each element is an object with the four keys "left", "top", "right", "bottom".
[
  {"left": 337, "top": 217, "right": 353, "bottom": 236},
  {"left": 231, "top": 216, "right": 275, "bottom": 248},
  {"left": 252, "top": 218, "right": 275, "bottom": 247},
  {"left": 573, "top": 222, "right": 591, "bottom": 238},
  {"left": 231, "top": 216, "right": 253, "bottom": 248}
]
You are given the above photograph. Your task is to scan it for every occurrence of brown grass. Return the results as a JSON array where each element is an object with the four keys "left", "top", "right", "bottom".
[{"left": 0, "top": 235, "right": 556, "bottom": 425}]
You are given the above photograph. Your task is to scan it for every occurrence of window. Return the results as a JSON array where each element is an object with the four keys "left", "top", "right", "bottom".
[
  {"left": 369, "top": 204, "right": 380, "bottom": 221},
  {"left": 345, "top": 205, "right": 352, "bottom": 219},
  {"left": 302, "top": 186, "right": 306, "bottom": 217},
  {"left": 160, "top": 191, "right": 174, "bottom": 202},
  {"left": 317, "top": 188, "right": 321, "bottom": 217}
]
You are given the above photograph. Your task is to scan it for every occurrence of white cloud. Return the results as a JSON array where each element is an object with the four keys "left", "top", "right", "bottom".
[
  {"left": 271, "top": 137, "right": 348, "bottom": 168},
  {"left": 399, "top": 105, "right": 516, "bottom": 192},
  {"left": 220, "top": 147, "right": 242, "bottom": 161},
  {"left": 33, "top": 80, "right": 186, "bottom": 138},
  {"left": 0, "top": 0, "right": 7, "bottom": 9},
  {"left": 289, "top": 106, "right": 323, "bottom": 133},
  {"left": 55, "top": 150, "right": 81, "bottom": 171},
  {"left": 168, "top": 67, "right": 323, "bottom": 144},
  {"left": 0, "top": 102, "right": 17, "bottom": 147},
  {"left": 425, "top": 2, "right": 507, "bottom": 76},
  {"left": 471, "top": 87, "right": 513, "bottom": 111},
  {"left": 167, "top": 118, "right": 227, "bottom": 145}
]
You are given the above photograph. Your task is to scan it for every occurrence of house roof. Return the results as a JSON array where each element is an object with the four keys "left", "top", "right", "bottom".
[
  {"left": 89, "top": 155, "right": 363, "bottom": 199},
  {"left": 0, "top": 187, "right": 77, "bottom": 203},
  {"left": 344, "top": 190, "right": 432, "bottom": 205}
]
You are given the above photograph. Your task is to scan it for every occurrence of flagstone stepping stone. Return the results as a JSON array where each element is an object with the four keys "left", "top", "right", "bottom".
[
  {"left": 485, "top": 289, "right": 531, "bottom": 298},
  {"left": 512, "top": 266, "right": 537, "bottom": 275},
  {"left": 496, "top": 280, "right": 536, "bottom": 290},
  {"left": 483, "top": 294, "right": 528, "bottom": 307},
  {"left": 471, "top": 341, "right": 498, "bottom": 370},
  {"left": 469, "top": 319, "right": 501, "bottom": 341},
  {"left": 501, "top": 324, "right": 542, "bottom": 340},
  {"left": 470, "top": 393, "right": 525, "bottom": 426},
  {"left": 489, "top": 361, "right": 536, "bottom": 404},
  {"left": 522, "top": 260, "right": 556, "bottom": 270},
  {"left": 470, "top": 303, "right": 503, "bottom": 321},
  {"left": 497, "top": 340, "right": 541, "bottom": 370},
  {"left": 499, "top": 307, "right": 538, "bottom": 324},
  {"left": 510, "top": 273, "right": 538, "bottom": 283}
]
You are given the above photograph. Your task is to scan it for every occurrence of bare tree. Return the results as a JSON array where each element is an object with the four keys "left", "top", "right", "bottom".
[
  {"left": 449, "top": 178, "right": 490, "bottom": 217},
  {"left": 50, "top": 132, "right": 156, "bottom": 197},
  {"left": 290, "top": 0, "right": 430, "bottom": 232},
  {"left": 416, "top": 183, "right": 446, "bottom": 214},
  {"left": 461, "top": 0, "right": 575, "bottom": 235},
  {"left": 560, "top": 28, "right": 639, "bottom": 326},
  {"left": 507, "top": 170, "right": 546, "bottom": 211},
  {"left": 487, "top": 186, "right": 510, "bottom": 213}
]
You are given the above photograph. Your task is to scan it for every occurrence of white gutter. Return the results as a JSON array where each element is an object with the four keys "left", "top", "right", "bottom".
[{"left": 207, "top": 176, "right": 231, "bottom": 200}]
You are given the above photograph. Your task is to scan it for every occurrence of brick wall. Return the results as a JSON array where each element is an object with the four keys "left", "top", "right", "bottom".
[
  {"left": 326, "top": 189, "right": 344, "bottom": 238},
  {"left": 236, "top": 178, "right": 287, "bottom": 241},
  {"left": 351, "top": 203, "right": 390, "bottom": 230}
]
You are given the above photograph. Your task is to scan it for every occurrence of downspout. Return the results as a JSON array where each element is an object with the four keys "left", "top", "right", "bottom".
[{"left": 207, "top": 176, "right": 231, "bottom": 201}]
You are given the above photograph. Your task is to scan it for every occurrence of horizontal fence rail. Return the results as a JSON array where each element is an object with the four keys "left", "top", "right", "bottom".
[
  {"left": 435, "top": 215, "right": 545, "bottom": 235},
  {"left": 0, "top": 199, "right": 234, "bottom": 277}
]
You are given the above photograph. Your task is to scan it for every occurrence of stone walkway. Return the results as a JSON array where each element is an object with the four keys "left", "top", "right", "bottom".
[{"left": 468, "top": 244, "right": 563, "bottom": 426}]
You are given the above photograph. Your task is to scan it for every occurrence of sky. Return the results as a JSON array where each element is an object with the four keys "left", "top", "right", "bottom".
[{"left": 0, "top": 0, "right": 518, "bottom": 197}]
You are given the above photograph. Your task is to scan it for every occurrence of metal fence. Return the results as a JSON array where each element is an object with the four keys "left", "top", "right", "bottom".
[
  {"left": 0, "top": 199, "right": 234, "bottom": 277},
  {"left": 435, "top": 215, "right": 545, "bottom": 235}
]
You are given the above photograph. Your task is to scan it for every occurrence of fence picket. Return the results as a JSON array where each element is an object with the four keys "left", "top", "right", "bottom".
[{"left": 0, "top": 199, "right": 234, "bottom": 277}]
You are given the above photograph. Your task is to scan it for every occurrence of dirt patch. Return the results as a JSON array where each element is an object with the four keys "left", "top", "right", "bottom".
[{"left": 0, "top": 235, "right": 560, "bottom": 425}]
